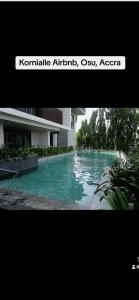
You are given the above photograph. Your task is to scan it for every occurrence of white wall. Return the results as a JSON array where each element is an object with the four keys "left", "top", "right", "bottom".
[
  {"left": 0, "top": 124, "right": 4, "bottom": 147},
  {"left": 57, "top": 129, "right": 68, "bottom": 147},
  {"left": 0, "top": 108, "right": 70, "bottom": 131},
  {"left": 58, "top": 108, "right": 71, "bottom": 128},
  {"left": 68, "top": 129, "right": 76, "bottom": 147},
  {"left": 47, "top": 130, "right": 50, "bottom": 146},
  {"left": 68, "top": 114, "right": 77, "bottom": 147},
  {"left": 31, "top": 130, "right": 50, "bottom": 147},
  {"left": 53, "top": 133, "right": 57, "bottom": 147}
]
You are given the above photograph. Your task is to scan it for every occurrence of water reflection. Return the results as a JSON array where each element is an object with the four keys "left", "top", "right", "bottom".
[{"left": 73, "top": 150, "right": 117, "bottom": 206}]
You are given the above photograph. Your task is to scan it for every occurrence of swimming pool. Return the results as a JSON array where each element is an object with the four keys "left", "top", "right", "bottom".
[{"left": 0, "top": 151, "right": 118, "bottom": 208}]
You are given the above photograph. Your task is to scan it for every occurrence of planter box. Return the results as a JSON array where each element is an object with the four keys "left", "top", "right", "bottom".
[{"left": 0, "top": 155, "right": 38, "bottom": 180}]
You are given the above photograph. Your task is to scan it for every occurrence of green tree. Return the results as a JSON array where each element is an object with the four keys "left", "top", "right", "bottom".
[
  {"left": 77, "top": 119, "right": 91, "bottom": 148},
  {"left": 77, "top": 108, "right": 139, "bottom": 152},
  {"left": 89, "top": 109, "right": 98, "bottom": 149},
  {"left": 96, "top": 108, "right": 106, "bottom": 149},
  {"left": 106, "top": 108, "right": 139, "bottom": 152}
]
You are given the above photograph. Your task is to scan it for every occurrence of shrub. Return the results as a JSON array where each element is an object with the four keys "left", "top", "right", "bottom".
[
  {"left": 47, "top": 146, "right": 73, "bottom": 156},
  {"left": 95, "top": 155, "right": 139, "bottom": 210},
  {"left": 0, "top": 145, "right": 73, "bottom": 160},
  {"left": 0, "top": 146, "right": 37, "bottom": 160},
  {"left": 26, "top": 147, "right": 47, "bottom": 158}
]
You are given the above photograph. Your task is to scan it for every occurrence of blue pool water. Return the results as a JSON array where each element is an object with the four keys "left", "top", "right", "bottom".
[{"left": 0, "top": 151, "right": 118, "bottom": 207}]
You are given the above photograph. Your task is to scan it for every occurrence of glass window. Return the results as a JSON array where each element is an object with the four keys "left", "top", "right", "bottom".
[{"left": 4, "top": 126, "right": 31, "bottom": 148}]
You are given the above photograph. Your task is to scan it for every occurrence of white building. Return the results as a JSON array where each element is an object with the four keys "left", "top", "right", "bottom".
[{"left": 0, "top": 108, "right": 85, "bottom": 148}]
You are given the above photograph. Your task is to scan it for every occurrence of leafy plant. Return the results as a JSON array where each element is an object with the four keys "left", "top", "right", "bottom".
[
  {"left": 104, "top": 187, "right": 129, "bottom": 210},
  {"left": 0, "top": 145, "right": 73, "bottom": 160},
  {"left": 95, "top": 155, "right": 139, "bottom": 210}
]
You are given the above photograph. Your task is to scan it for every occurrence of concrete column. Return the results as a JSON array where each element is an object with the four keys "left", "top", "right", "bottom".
[
  {"left": 47, "top": 130, "right": 50, "bottom": 147},
  {"left": 53, "top": 133, "right": 57, "bottom": 147},
  {"left": 0, "top": 124, "right": 4, "bottom": 148},
  {"left": 31, "top": 130, "right": 50, "bottom": 147},
  {"left": 31, "top": 131, "right": 38, "bottom": 146},
  {"left": 68, "top": 129, "right": 75, "bottom": 148}
]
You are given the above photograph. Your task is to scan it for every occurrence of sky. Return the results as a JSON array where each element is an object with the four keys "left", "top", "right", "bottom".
[{"left": 76, "top": 108, "right": 95, "bottom": 132}]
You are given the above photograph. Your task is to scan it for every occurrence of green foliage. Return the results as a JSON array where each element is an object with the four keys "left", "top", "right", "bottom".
[
  {"left": 77, "top": 119, "right": 91, "bottom": 148},
  {"left": 105, "top": 187, "right": 129, "bottom": 210},
  {"left": 95, "top": 155, "right": 139, "bottom": 210},
  {"left": 0, "top": 145, "right": 35, "bottom": 159},
  {"left": 106, "top": 108, "right": 138, "bottom": 153},
  {"left": 89, "top": 110, "right": 98, "bottom": 148},
  {"left": 47, "top": 146, "right": 73, "bottom": 156},
  {"left": 26, "top": 147, "right": 47, "bottom": 158},
  {"left": 0, "top": 145, "right": 73, "bottom": 160},
  {"left": 96, "top": 108, "right": 107, "bottom": 149},
  {"left": 77, "top": 108, "right": 139, "bottom": 152}
]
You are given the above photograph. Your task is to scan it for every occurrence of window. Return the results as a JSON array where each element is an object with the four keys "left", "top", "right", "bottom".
[{"left": 4, "top": 126, "right": 31, "bottom": 148}]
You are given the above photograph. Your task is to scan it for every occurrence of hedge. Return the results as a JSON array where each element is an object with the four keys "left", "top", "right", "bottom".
[{"left": 0, "top": 145, "right": 73, "bottom": 159}]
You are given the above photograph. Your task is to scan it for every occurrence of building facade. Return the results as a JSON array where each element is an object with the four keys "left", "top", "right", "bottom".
[{"left": 0, "top": 108, "right": 85, "bottom": 148}]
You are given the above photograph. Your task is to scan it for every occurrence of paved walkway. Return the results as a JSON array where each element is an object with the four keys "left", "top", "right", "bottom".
[{"left": 0, "top": 188, "right": 87, "bottom": 210}]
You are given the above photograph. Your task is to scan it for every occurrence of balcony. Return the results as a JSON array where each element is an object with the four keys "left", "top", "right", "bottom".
[
  {"left": 13, "top": 108, "right": 63, "bottom": 125},
  {"left": 36, "top": 108, "right": 63, "bottom": 125},
  {"left": 13, "top": 107, "right": 36, "bottom": 115}
]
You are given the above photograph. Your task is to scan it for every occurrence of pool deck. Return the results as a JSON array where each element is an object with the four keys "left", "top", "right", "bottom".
[
  {"left": 0, "top": 186, "right": 112, "bottom": 210},
  {"left": 0, "top": 188, "right": 88, "bottom": 210}
]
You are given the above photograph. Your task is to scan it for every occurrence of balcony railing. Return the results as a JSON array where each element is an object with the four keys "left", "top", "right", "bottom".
[
  {"left": 13, "top": 107, "right": 36, "bottom": 115},
  {"left": 36, "top": 108, "right": 63, "bottom": 125}
]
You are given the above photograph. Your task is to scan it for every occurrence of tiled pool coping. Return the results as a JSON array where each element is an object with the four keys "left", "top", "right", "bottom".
[{"left": 38, "top": 151, "right": 75, "bottom": 163}]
